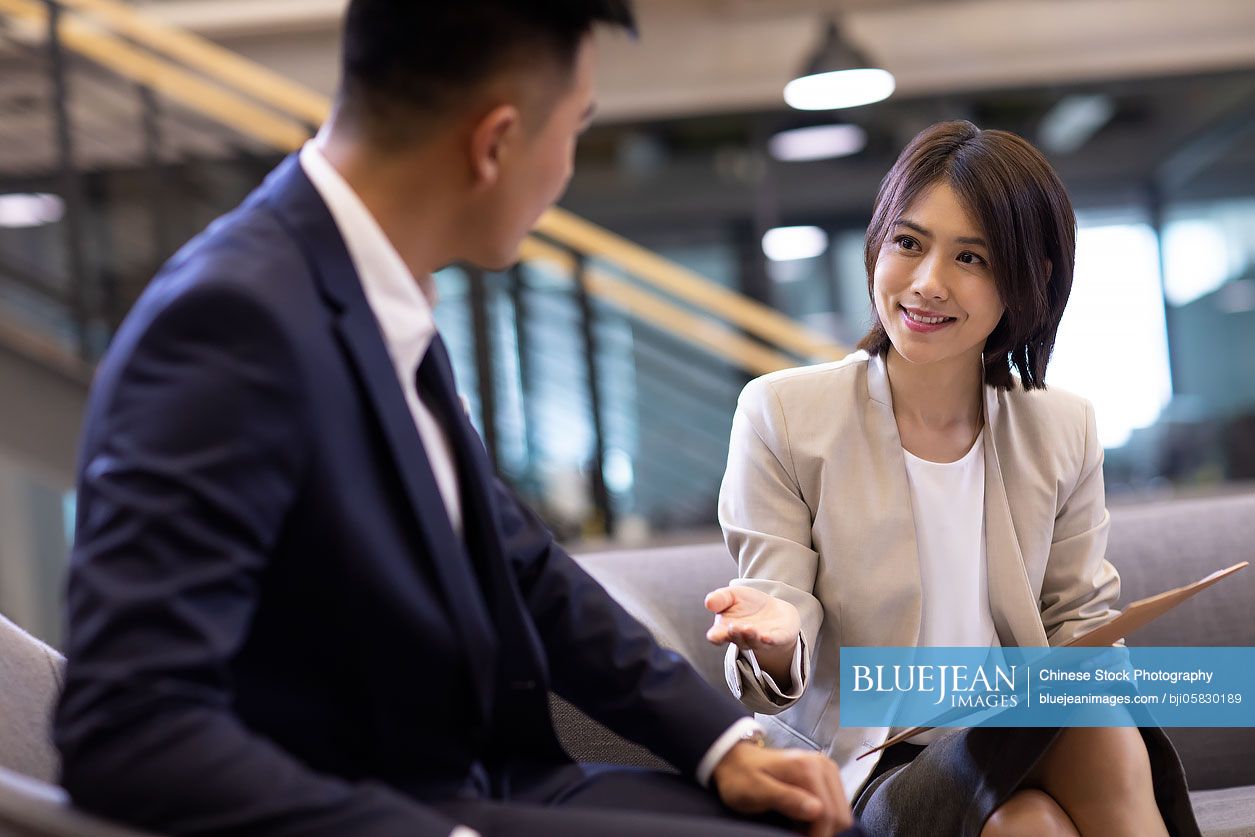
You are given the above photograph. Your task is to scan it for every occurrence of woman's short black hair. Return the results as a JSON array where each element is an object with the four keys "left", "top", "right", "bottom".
[
  {"left": 339, "top": 0, "right": 636, "bottom": 144},
  {"left": 856, "top": 120, "right": 1077, "bottom": 391}
]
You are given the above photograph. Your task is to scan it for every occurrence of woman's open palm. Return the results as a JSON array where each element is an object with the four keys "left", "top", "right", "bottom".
[{"left": 704, "top": 586, "right": 800, "bottom": 652}]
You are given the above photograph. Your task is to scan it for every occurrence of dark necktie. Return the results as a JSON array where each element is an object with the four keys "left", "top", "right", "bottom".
[
  {"left": 418, "top": 338, "right": 559, "bottom": 760},
  {"left": 414, "top": 335, "right": 495, "bottom": 598}
]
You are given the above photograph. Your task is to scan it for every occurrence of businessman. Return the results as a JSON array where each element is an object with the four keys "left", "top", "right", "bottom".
[{"left": 54, "top": 2, "right": 859, "bottom": 835}]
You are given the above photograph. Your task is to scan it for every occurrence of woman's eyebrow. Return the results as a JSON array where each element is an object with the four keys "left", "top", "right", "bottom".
[{"left": 895, "top": 217, "right": 987, "bottom": 247}]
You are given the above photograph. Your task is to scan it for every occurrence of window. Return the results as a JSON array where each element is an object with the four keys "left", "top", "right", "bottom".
[{"left": 1048, "top": 220, "right": 1173, "bottom": 449}]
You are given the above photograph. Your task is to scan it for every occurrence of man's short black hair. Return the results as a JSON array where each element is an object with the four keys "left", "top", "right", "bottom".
[{"left": 339, "top": 0, "right": 636, "bottom": 144}]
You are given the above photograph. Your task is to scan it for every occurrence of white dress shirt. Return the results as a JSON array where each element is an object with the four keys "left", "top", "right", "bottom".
[
  {"left": 297, "top": 141, "right": 754, "bottom": 827},
  {"left": 299, "top": 141, "right": 463, "bottom": 537}
]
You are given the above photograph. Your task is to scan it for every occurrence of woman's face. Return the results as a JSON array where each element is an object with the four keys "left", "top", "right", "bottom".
[{"left": 872, "top": 180, "right": 1006, "bottom": 369}]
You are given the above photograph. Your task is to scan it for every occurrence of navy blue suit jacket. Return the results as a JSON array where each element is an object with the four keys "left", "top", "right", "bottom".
[{"left": 54, "top": 156, "right": 748, "bottom": 836}]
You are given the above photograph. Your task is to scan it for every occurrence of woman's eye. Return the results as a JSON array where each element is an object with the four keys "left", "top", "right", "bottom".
[
  {"left": 894, "top": 235, "right": 920, "bottom": 251},
  {"left": 957, "top": 251, "right": 986, "bottom": 266}
]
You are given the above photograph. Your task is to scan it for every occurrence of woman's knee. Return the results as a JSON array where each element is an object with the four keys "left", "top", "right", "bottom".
[
  {"left": 981, "top": 789, "right": 1078, "bottom": 837},
  {"left": 1100, "top": 728, "right": 1154, "bottom": 791},
  {"left": 1053, "top": 727, "right": 1155, "bottom": 797}
]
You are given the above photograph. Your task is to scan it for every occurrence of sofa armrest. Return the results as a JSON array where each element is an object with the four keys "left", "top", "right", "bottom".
[{"left": 0, "top": 766, "right": 158, "bottom": 837}]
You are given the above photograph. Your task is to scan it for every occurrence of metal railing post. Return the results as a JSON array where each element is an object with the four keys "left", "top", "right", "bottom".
[
  {"left": 138, "top": 84, "right": 174, "bottom": 268},
  {"left": 466, "top": 266, "right": 501, "bottom": 474},
  {"left": 508, "top": 264, "right": 539, "bottom": 491},
  {"left": 45, "top": 0, "right": 94, "bottom": 359},
  {"left": 572, "top": 253, "right": 614, "bottom": 537}
]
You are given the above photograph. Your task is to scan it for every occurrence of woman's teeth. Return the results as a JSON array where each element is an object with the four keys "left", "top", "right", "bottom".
[{"left": 904, "top": 309, "right": 952, "bottom": 325}]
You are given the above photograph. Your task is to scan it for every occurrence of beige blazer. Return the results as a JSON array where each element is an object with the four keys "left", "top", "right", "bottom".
[{"left": 718, "top": 350, "right": 1120, "bottom": 799}]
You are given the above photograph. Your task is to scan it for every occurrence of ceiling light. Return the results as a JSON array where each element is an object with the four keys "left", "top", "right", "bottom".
[
  {"left": 763, "top": 226, "right": 829, "bottom": 262},
  {"left": 769, "top": 124, "right": 867, "bottom": 162},
  {"left": 0, "top": 193, "right": 64, "bottom": 228},
  {"left": 785, "top": 22, "right": 894, "bottom": 111},
  {"left": 1038, "top": 94, "right": 1115, "bottom": 154}
]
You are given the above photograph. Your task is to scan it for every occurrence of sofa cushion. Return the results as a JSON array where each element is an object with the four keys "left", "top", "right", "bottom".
[
  {"left": 575, "top": 541, "right": 735, "bottom": 688},
  {"left": 549, "top": 694, "right": 672, "bottom": 773},
  {"left": 1106, "top": 493, "right": 1255, "bottom": 647},
  {"left": 1106, "top": 493, "right": 1255, "bottom": 790},
  {"left": 1190, "top": 786, "right": 1255, "bottom": 837},
  {"left": 571, "top": 492, "right": 1255, "bottom": 796},
  {"left": 0, "top": 614, "right": 64, "bottom": 784},
  {"left": 556, "top": 543, "right": 738, "bottom": 774}
]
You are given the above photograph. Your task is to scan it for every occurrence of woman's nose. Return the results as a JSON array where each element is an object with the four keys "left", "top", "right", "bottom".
[{"left": 910, "top": 255, "right": 950, "bottom": 301}]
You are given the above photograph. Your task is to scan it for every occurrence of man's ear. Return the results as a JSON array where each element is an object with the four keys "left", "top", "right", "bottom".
[{"left": 468, "top": 104, "right": 520, "bottom": 189}]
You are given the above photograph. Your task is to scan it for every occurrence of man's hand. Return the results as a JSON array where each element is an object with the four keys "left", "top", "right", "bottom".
[
  {"left": 712, "top": 741, "right": 853, "bottom": 837},
  {"left": 705, "top": 587, "right": 801, "bottom": 686}
]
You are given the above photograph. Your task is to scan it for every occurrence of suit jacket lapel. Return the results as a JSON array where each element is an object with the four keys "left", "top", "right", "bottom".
[
  {"left": 262, "top": 156, "right": 499, "bottom": 716},
  {"left": 982, "top": 386, "right": 1050, "bottom": 647},
  {"left": 864, "top": 354, "right": 924, "bottom": 647},
  {"left": 866, "top": 353, "right": 1046, "bottom": 647}
]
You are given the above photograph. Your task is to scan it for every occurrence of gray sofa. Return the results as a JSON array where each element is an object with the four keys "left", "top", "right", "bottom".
[
  {"left": 0, "top": 612, "right": 154, "bottom": 837},
  {"left": 3, "top": 493, "right": 1253, "bottom": 836},
  {"left": 557, "top": 492, "right": 1255, "bottom": 837}
]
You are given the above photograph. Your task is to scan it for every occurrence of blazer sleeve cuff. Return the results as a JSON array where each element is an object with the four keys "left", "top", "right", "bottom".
[
  {"left": 723, "top": 636, "right": 808, "bottom": 713},
  {"left": 743, "top": 643, "right": 804, "bottom": 701}
]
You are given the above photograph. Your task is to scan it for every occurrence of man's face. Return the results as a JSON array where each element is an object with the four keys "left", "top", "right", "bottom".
[{"left": 468, "top": 36, "right": 597, "bottom": 269}]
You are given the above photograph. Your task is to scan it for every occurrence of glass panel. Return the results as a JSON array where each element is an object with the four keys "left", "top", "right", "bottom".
[
  {"left": 1049, "top": 221, "right": 1173, "bottom": 450},
  {"left": 0, "top": 452, "right": 72, "bottom": 646},
  {"left": 1162, "top": 198, "right": 1255, "bottom": 307}
]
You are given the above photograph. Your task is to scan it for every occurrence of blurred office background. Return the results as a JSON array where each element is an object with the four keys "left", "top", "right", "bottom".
[{"left": 1, "top": 0, "right": 1253, "bottom": 644}]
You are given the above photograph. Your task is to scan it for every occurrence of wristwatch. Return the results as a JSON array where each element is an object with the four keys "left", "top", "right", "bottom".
[{"left": 739, "top": 728, "right": 767, "bottom": 748}]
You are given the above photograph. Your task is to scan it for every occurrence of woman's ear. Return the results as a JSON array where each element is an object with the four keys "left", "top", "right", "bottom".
[
  {"left": 1044, "top": 258, "right": 1053, "bottom": 282},
  {"left": 468, "top": 104, "right": 520, "bottom": 189}
]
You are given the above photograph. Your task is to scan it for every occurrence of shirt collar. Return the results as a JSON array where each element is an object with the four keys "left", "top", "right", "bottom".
[{"left": 298, "top": 140, "right": 436, "bottom": 376}]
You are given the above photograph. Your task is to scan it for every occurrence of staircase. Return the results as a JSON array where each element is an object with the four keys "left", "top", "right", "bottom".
[{"left": 0, "top": 0, "right": 851, "bottom": 538}]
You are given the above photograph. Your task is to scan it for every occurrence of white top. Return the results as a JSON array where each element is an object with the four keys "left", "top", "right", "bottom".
[
  {"left": 746, "top": 429, "right": 997, "bottom": 744},
  {"left": 299, "top": 142, "right": 750, "bottom": 816},
  {"left": 895, "top": 428, "right": 997, "bottom": 744},
  {"left": 904, "top": 429, "right": 996, "bottom": 649},
  {"left": 299, "top": 141, "right": 463, "bottom": 537}
]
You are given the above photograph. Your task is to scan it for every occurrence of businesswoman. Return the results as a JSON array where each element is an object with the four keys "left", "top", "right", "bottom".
[{"left": 705, "top": 121, "right": 1199, "bottom": 837}]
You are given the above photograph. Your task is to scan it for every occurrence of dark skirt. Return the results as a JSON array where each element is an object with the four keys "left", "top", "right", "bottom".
[{"left": 851, "top": 727, "right": 1201, "bottom": 837}]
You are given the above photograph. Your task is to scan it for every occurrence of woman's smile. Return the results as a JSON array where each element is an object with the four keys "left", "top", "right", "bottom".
[{"left": 900, "top": 305, "right": 958, "bottom": 333}]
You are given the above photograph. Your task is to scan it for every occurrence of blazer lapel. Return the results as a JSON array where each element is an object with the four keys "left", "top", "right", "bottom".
[
  {"left": 864, "top": 354, "right": 923, "bottom": 647},
  {"left": 866, "top": 353, "right": 1046, "bottom": 648},
  {"left": 263, "top": 156, "right": 500, "bottom": 716},
  {"left": 982, "top": 386, "right": 1050, "bottom": 647}
]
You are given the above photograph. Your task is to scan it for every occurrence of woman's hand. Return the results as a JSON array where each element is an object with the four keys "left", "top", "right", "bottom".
[{"left": 705, "top": 587, "right": 801, "bottom": 686}]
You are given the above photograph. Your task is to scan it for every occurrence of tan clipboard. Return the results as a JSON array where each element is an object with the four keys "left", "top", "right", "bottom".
[{"left": 856, "top": 561, "right": 1250, "bottom": 760}]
